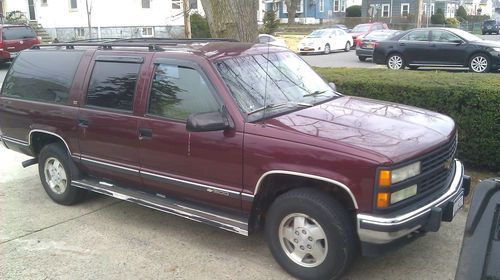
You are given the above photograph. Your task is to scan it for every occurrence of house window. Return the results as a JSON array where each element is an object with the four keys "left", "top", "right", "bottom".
[
  {"left": 172, "top": 0, "right": 181, "bottom": 9},
  {"left": 382, "top": 4, "right": 390, "bottom": 17},
  {"left": 189, "top": 0, "right": 197, "bottom": 9},
  {"left": 142, "top": 0, "right": 150, "bottom": 8},
  {"left": 141, "top": 27, "right": 154, "bottom": 37},
  {"left": 319, "top": 0, "right": 324, "bottom": 12},
  {"left": 41, "top": 0, "right": 48, "bottom": 6},
  {"left": 340, "top": 0, "right": 345, "bottom": 12},
  {"left": 401, "top": 3, "right": 409, "bottom": 16},
  {"left": 75, "top": 28, "right": 85, "bottom": 37},
  {"left": 334, "top": 0, "right": 339, "bottom": 12},
  {"left": 70, "top": 0, "right": 77, "bottom": 9}
]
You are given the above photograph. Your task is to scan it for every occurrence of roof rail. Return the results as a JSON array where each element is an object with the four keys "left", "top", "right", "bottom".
[
  {"left": 112, "top": 37, "right": 239, "bottom": 44},
  {"left": 31, "top": 42, "right": 165, "bottom": 51},
  {"left": 68, "top": 38, "right": 121, "bottom": 43}
]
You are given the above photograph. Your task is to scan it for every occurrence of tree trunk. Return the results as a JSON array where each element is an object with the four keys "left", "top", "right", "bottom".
[
  {"left": 183, "top": 0, "right": 192, "bottom": 38},
  {"left": 86, "top": 0, "right": 92, "bottom": 39},
  {"left": 199, "top": 0, "right": 258, "bottom": 42},
  {"left": 286, "top": 0, "right": 299, "bottom": 26}
]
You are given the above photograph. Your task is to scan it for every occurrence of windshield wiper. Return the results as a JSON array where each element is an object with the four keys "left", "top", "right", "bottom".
[
  {"left": 247, "top": 101, "right": 312, "bottom": 116},
  {"left": 303, "top": 90, "right": 328, "bottom": 97}
]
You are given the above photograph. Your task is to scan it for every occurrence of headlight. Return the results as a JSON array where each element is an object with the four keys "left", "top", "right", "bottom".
[
  {"left": 493, "top": 47, "right": 500, "bottom": 52},
  {"left": 378, "top": 161, "right": 421, "bottom": 186}
]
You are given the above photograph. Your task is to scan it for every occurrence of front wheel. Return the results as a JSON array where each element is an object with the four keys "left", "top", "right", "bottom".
[
  {"left": 469, "top": 53, "right": 490, "bottom": 73},
  {"left": 344, "top": 42, "right": 351, "bottom": 52},
  {"left": 265, "top": 188, "right": 356, "bottom": 280},
  {"left": 387, "top": 53, "right": 405, "bottom": 70}
]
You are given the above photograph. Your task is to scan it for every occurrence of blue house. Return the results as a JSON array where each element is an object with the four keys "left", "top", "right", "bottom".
[{"left": 266, "top": 0, "right": 362, "bottom": 24}]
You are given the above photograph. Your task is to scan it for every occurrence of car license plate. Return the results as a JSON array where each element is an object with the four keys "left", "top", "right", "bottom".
[
  {"left": 452, "top": 193, "right": 464, "bottom": 217},
  {"left": 303, "top": 47, "right": 311, "bottom": 51},
  {"left": 366, "top": 43, "right": 373, "bottom": 49}
]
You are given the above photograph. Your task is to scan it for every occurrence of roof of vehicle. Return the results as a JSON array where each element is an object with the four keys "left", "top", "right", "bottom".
[{"left": 31, "top": 39, "right": 288, "bottom": 62}]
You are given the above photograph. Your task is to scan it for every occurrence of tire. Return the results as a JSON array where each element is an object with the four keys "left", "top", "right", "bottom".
[
  {"left": 265, "top": 188, "right": 357, "bottom": 280},
  {"left": 358, "top": 56, "right": 367, "bottom": 62},
  {"left": 408, "top": 66, "right": 419, "bottom": 70},
  {"left": 469, "top": 53, "right": 491, "bottom": 73},
  {"left": 38, "top": 143, "right": 86, "bottom": 205},
  {"left": 324, "top": 44, "right": 330, "bottom": 54},
  {"left": 344, "top": 42, "right": 351, "bottom": 52},
  {"left": 386, "top": 53, "right": 405, "bottom": 70}
]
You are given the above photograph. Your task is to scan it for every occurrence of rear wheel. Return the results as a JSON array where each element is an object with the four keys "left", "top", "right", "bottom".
[
  {"left": 386, "top": 53, "right": 405, "bottom": 70},
  {"left": 265, "top": 188, "right": 356, "bottom": 280},
  {"left": 469, "top": 53, "right": 490, "bottom": 73},
  {"left": 38, "top": 143, "right": 86, "bottom": 205},
  {"left": 324, "top": 44, "right": 331, "bottom": 54},
  {"left": 358, "top": 56, "right": 367, "bottom": 62},
  {"left": 344, "top": 42, "right": 351, "bottom": 52}
]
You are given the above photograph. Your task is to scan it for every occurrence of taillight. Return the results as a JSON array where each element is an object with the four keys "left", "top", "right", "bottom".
[
  {"left": 0, "top": 39, "right": 3, "bottom": 51},
  {"left": 374, "top": 41, "right": 379, "bottom": 49},
  {"left": 356, "top": 39, "right": 362, "bottom": 46}
]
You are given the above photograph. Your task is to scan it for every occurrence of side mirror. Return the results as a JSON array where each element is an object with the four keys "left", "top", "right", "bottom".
[
  {"left": 186, "top": 111, "right": 231, "bottom": 132},
  {"left": 452, "top": 39, "right": 465, "bottom": 45},
  {"left": 328, "top": 82, "right": 337, "bottom": 91}
]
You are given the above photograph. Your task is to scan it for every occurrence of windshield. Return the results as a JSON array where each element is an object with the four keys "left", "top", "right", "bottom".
[
  {"left": 452, "top": 29, "right": 482, "bottom": 41},
  {"left": 351, "top": 24, "right": 370, "bottom": 33},
  {"left": 307, "top": 30, "right": 329, "bottom": 38},
  {"left": 215, "top": 52, "right": 339, "bottom": 120},
  {"left": 2, "top": 26, "right": 37, "bottom": 40}
]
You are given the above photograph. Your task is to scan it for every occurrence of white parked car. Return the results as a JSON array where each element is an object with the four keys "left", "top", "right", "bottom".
[
  {"left": 258, "top": 34, "right": 287, "bottom": 48},
  {"left": 298, "top": 28, "right": 353, "bottom": 55}
]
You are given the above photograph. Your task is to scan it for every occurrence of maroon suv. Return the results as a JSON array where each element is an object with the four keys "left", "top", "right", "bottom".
[
  {"left": 0, "top": 24, "right": 40, "bottom": 63},
  {"left": 0, "top": 39, "right": 470, "bottom": 280}
]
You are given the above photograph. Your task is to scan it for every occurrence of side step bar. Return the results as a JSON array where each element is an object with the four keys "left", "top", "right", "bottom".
[{"left": 72, "top": 178, "right": 249, "bottom": 236}]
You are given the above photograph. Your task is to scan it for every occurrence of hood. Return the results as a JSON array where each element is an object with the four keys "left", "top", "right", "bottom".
[
  {"left": 265, "top": 96, "right": 456, "bottom": 163},
  {"left": 474, "top": 40, "right": 500, "bottom": 48}
]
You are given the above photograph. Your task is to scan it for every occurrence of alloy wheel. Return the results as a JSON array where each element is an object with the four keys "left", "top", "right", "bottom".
[
  {"left": 44, "top": 157, "right": 68, "bottom": 194},
  {"left": 278, "top": 213, "right": 328, "bottom": 268},
  {"left": 388, "top": 55, "right": 403, "bottom": 70},
  {"left": 470, "top": 56, "right": 488, "bottom": 73}
]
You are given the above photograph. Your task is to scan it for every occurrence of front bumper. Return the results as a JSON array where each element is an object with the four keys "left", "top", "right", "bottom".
[
  {"left": 298, "top": 46, "right": 322, "bottom": 53},
  {"left": 357, "top": 160, "right": 468, "bottom": 249}
]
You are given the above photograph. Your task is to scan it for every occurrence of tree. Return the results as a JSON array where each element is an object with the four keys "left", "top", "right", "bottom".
[
  {"left": 456, "top": 6, "right": 467, "bottom": 22},
  {"left": 346, "top": 5, "right": 361, "bottom": 17},
  {"left": 85, "top": 0, "right": 93, "bottom": 39},
  {"left": 263, "top": 10, "right": 279, "bottom": 34},
  {"left": 431, "top": 8, "right": 445, "bottom": 24},
  {"left": 284, "top": 0, "right": 300, "bottom": 25},
  {"left": 199, "top": 0, "right": 259, "bottom": 42},
  {"left": 190, "top": 12, "right": 211, "bottom": 38}
]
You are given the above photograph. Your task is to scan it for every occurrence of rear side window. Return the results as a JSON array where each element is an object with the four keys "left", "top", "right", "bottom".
[
  {"left": 86, "top": 61, "right": 141, "bottom": 111},
  {"left": 1, "top": 50, "right": 84, "bottom": 104},
  {"left": 148, "top": 64, "right": 219, "bottom": 121},
  {"left": 401, "top": 30, "right": 429, "bottom": 41},
  {"left": 2, "top": 26, "right": 37, "bottom": 40}
]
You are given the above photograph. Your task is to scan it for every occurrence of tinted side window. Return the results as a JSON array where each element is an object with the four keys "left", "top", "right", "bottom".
[
  {"left": 431, "top": 30, "right": 460, "bottom": 42},
  {"left": 148, "top": 64, "right": 219, "bottom": 121},
  {"left": 86, "top": 62, "right": 141, "bottom": 111},
  {"left": 259, "top": 36, "right": 271, "bottom": 43},
  {"left": 402, "top": 30, "right": 429, "bottom": 41},
  {"left": 2, "top": 26, "right": 37, "bottom": 40},
  {"left": 1, "top": 50, "right": 84, "bottom": 104}
]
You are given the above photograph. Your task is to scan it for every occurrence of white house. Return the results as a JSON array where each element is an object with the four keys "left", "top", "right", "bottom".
[
  {"left": 1, "top": 0, "right": 204, "bottom": 41},
  {"left": 462, "top": 0, "right": 494, "bottom": 15}
]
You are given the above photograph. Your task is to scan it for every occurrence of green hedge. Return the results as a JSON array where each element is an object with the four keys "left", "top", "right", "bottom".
[{"left": 316, "top": 68, "right": 500, "bottom": 171}]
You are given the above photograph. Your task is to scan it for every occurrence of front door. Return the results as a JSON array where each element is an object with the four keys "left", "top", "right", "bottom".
[
  {"left": 399, "top": 30, "right": 431, "bottom": 65},
  {"left": 77, "top": 53, "right": 148, "bottom": 185},
  {"left": 429, "top": 30, "right": 468, "bottom": 66},
  {"left": 138, "top": 58, "right": 243, "bottom": 212}
]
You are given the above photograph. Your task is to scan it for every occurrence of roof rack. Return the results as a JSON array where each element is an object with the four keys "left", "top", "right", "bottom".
[{"left": 31, "top": 38, "right": 239, "bottom": 52}]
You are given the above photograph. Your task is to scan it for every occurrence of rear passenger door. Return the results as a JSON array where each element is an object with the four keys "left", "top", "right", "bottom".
[
  {"left": 77, "top": 53, "right": 149, "bottom": 185},
  {"left": 399, "top": 30, "right": 431, "bottom": 65},
  {"left": 138, "top": 57, "right": 243, "bottom": 212}
]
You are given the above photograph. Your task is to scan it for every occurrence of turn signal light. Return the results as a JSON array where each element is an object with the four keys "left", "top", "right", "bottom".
[
  {"left": 377, "top": 193, "right": 390, "bottom": 208},
  {"left": 378, "top": 170, "right": 391, "bottom": 187}
]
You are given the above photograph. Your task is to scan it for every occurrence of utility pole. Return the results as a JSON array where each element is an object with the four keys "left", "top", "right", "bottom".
[{"left": 183, "top": 0, "right": 191, "bottom": 38}]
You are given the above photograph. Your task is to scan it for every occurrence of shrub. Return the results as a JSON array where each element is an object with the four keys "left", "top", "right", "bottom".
[
  {"left": 346, "top": 5, "right": 361, "bottom": 17},
  {"left": 263, "top": 10, "right": 280, "bottom": 35},
  {"left": 456, "top": 6, "right": 467, "bottom": 22},
  {"left": 445, "top": 17, "right": 460, "bottom": 27},
  {"left": 431, "top": 9, "right": 446, "bottom": 24},
  {"left": 315, "top": 68, "right": 500, "bottom": 171},
  {"left": 190, "top": 12, "right": 211, "bottom": 38}
]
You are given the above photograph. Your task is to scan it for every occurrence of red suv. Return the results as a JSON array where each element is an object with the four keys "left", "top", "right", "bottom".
[
  {"left": 0, "top": 39, "right": 470, "bottom": 280},
  {"left": 349, "top": 22, "right": 389, "bottom": 46},
  {"left": 0, "top": 24, "right": 40, "bottom": 63}
]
